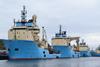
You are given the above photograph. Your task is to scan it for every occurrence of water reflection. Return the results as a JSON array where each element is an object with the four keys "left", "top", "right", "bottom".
[{"left": 0, "top": 57, "right": 100, "bottom": 67}]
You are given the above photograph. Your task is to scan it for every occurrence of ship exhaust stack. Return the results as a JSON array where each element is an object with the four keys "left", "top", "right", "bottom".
[{"left": 32, "top": 15, "right": 37, "bottom": 27}]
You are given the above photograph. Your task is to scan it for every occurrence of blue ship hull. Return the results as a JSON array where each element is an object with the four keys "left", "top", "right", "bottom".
[
  {"left": 53, "top": 45, "right": 80, "bottom": 58},
  {"left": 90, "top": 51, "right": 100, "bottom": 57},
  {"left": 2, "top": 40, "right": 61, "bottom": 59},
  {"left": 79, "top": 51, "right": 91, "bottom": 57},
  {"left": 0, "top": 39, "right": 79, "bottom": 59}
]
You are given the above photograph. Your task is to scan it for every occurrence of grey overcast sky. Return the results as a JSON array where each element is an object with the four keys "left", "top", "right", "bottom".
[{"left": 0, "top": 0, "right": 100, "bottom": 49}]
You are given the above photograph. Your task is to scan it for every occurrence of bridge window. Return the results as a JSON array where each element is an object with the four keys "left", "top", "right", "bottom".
[
  {"left": 23, "top": 32, "right": 25, "bottom": 34},
  {"left": 18, "top": 36, "right": 20, "bottom": 38},
  {"left": 44, "top": 55, "right": 46, "bottom": 57}
]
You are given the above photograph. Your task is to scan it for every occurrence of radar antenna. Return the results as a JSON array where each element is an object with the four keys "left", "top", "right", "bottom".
[
  {"left": 21, "top": 5, "right": 27, "bottom": 22},
  {"left": 32, "top": 15, "right": 37, "bottom": 27}
]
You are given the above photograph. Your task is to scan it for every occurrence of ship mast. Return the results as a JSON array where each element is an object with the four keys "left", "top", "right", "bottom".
[
  {"left": 42, "top": 27, "right": 47, "bottom": 41},
  {"left": 59, "top": 25, "right": 62, "bottom": 34},
  {"left": 13, "top": 19, "right": 16, "bottom": 40},
  {"left": 21, "top": 5, "right": 27, "bottom": 22},
  {"left": 13, "top": 19, "right": 16, "bottom": 26}
]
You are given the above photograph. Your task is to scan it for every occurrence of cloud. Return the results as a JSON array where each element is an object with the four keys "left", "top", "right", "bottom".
[
  {"left": 0, "top": 0, "right": 100, "bottom": 49},
  {"left": 82, "top": 33, "right": 100, "bottom": 49},
  {"left": 66, "top": 0, "right": 96, "bottom": 8}
]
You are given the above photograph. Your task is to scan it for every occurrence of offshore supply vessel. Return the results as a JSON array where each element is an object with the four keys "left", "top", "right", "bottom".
[
  {"left": 52, "top": 25, "right": 80, "bottom": 58},
  {"left": 0, "top": 6, "right": 80, "bottom": 60},
  {"left": 91, "top": 45, "right": 100, "bottom": 57},
  {"left": 73, "top": 40, "right": 91, "bottom": 57}
]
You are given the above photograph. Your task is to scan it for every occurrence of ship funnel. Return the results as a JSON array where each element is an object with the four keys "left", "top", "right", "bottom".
[
  {"left": 32, "top": 15, "right": 37, "bottom": 27},
  {"left": 32, "top": 15, "right": 37, "bottom": 22}
]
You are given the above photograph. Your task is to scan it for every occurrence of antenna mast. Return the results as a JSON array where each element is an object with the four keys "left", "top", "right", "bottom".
[
  {"left": 59, "top": 25, "right": 62, "bottom": 34},
  {"left": 21, "top": 5, "right": 27, "bottom": 22}
]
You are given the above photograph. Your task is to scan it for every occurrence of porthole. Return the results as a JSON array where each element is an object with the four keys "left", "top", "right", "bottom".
[
  {"left": 8, "top": 48, "right": 10, "bottom": 51},
  {"left": 44, "top": 55, "right": 46, "bottom": 57},
  {"left": 56, "top": 56, "right": 59, "bottom": 58},
  {"left": 15, "top": 48, "right": 19, "bottom": 51},
  {"left": 43, "top": 51, "right": 45, "bottom": 54}
]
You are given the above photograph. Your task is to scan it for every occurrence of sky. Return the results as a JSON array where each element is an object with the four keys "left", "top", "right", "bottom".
[{"left": 0, "top": 0, "right": 100, "bottom": 49}]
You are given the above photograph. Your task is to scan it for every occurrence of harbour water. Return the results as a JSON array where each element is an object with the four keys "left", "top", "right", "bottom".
[{"left": 0, "top": 57, "right": 100, "bottom": 67}]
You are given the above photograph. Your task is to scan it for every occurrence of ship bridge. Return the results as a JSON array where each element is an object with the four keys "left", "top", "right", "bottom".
[
  {"left": 8, "top": 6, "right": 40, "bottom": 42},
  {"left": 52, "top": 25, "right": 80, "bottom": 46}
]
